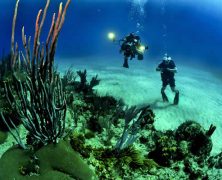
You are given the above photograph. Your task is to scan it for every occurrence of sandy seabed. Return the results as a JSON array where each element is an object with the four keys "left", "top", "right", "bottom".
[{"left": 59, "top": 56, "right": 222, "bottom": 154}]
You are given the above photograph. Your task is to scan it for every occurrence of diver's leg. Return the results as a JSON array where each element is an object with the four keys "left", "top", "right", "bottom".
[
  {"left": 161, "top": 85, "right": 169, "bottom": 102},
  {"left": 169, "top": 77, "right": 179, "bottom": 105},
  {"left": 123, "top": 56, "right": 129, "bottom": 68},
  {"left": 171, "top": 86, "right": 179, "bottom": 105}
]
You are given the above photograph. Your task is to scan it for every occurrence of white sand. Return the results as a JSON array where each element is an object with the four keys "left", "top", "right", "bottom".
[{"left": 59, "top": 57, "right": 222, "bottom": 154}]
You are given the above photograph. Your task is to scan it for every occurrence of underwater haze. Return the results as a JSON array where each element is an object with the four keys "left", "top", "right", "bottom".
[{"left": 0, "top": 0, "right": 222, "bottom": 69}]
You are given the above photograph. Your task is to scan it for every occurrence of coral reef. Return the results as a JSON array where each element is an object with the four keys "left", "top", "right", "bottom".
[
  {"left": 175, "top": 120, "right": 213, "bottom": 159},
  {"left": 0, "top": 131, "right": 8, "bottom": 145},
  {"left": 64, "top": 92, "right": 219, "bottom": 179},
  {"left": 0, "top": 0, "right": 222, "bottom": 179},
  {"left": 62, "top": 68, "right": 100, "bottom": 97},
  {"left": 149, "top": 132, "right": 178, "bottom": 166},
  {"left": 75, "top": 69, "right": 100, "bottom": 95},
  {"left": 0, "top": 141, "right": 95, "bottom": 180}
]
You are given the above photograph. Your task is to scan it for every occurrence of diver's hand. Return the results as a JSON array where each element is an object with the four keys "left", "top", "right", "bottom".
[
  {"left": 157, "top": 68, "right": 166, "bottom": 72},
  {"left": 166, "top": 68, "right": 177, "bottom": 73},
  {"left": 156, "top": 67, "right": 162, "bottom": 71}
]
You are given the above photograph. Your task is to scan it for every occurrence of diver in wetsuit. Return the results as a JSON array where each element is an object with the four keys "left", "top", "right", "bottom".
[
  {"left": 120, "top": 33, "right": 148, "bottom": 68},
  {"left": 156, "top": 55, "right": 179, "bottom": 105}
]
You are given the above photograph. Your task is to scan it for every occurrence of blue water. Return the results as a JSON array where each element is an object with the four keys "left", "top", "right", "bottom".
[{"left": 0, "top": 0, "right": 222, "bottom": 69}]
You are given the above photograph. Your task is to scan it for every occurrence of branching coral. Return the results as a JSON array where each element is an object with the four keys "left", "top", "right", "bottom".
[
  {"left": 115, "top": 105, "right": 154, "bottom": 151},
  {"left": 75, "top": 69, "right": 100, "bottom": 95},
  {"left": 0, "top": 0, "right": 71, "bottom": 149}
]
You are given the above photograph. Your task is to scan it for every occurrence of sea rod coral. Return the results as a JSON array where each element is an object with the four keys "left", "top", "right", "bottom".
[{"left": 0, "top": 0, "right": 71, "bottom": 149}]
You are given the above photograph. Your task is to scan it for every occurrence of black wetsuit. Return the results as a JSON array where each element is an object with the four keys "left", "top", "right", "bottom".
[
  {"left": 125, "top": 34, "right": 140, "bottom": 43},
  {"left": 157, "top": 60, "right": 176, "bottom": 87},
  {"left": 120, "top": 34, "right": 145, "bottom": 68}
]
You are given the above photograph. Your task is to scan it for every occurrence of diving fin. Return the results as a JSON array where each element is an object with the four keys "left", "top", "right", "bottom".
[
  {"left": 123, "top": 58, "right": 129, "bottom": 68},
  {"left": 161, "top": 91, "right": 169, "bottom": 102},
  {"left": 174, "top": 91, "right": 179, "bottom": 105}
]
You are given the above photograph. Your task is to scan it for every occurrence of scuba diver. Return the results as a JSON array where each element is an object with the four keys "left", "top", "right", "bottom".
[
  {"left": 119, "top": 33, "right": 148, "bottom": 68},
  {"left": 108, "top": 32, "right": 148, "bottom": 68},
  {"left": 156, "top": 55, "right": 179, "bottom": 105}
]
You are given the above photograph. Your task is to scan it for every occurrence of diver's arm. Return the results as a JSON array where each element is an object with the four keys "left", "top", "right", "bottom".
[
  {"left": 156, "top": 61, "right": 164, "bottom": 72},
  {"left": 167, "top": 60, "right": 177, "bottom": 73},
  {"left": 167, "top": 67, "right": 177, "bottom": 73},
  {"left": 156, "top": 63, "right": 163, "bottom": 71},
  {"left": 156, "top": 67, "right": 162, "bottom": 71}
]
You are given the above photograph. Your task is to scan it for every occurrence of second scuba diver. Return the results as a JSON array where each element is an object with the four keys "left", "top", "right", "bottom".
[{"left": 156, "top": 54, "right": 179, "bottom": 105}]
